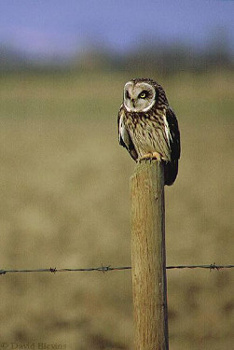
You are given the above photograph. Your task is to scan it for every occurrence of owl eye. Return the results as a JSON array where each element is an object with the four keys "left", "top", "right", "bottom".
[{"left": 138, "top": 90, "right": 148, "bottom": 99}]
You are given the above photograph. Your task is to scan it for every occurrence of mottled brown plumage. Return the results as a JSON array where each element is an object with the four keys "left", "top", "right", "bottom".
[{"left": 118, "top": 78, "right": 180, "bottom": 185}]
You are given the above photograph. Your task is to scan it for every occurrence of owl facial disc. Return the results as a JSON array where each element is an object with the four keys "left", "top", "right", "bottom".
[{"left": 123, "top": 81, "right": 156, "bottom": 112}]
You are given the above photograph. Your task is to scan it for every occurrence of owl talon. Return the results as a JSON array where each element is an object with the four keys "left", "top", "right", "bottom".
[{"left": 138, "top": 152, "right": 162, "bottom": 163}]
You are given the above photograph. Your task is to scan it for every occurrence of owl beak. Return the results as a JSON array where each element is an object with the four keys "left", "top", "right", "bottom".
[{"left": 131, "top": 99, "right": 136, "bottom": 108}]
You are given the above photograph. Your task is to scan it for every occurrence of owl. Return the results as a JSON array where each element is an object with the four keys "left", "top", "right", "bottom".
[{"left": 118, "top": 78, "right": 180, "bottom": 185}]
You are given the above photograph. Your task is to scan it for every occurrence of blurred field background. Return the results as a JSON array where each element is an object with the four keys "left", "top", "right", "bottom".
[
  {"left": 0, "top": 1, "right": 234, "bottom": 349},
  {"left": 0, "top": 67, "right": 233, "bottom": 350}
]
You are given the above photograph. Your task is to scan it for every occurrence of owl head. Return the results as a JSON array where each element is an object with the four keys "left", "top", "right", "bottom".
[{"left": 123, "top": 78, "right": 157, "bottom": 113}]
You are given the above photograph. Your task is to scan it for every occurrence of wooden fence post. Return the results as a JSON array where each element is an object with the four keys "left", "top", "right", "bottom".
[{"left": 131, "top": 160, "right": 169, "bottom": 350}]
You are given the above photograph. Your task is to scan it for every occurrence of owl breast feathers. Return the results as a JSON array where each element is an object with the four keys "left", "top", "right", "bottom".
[{"left": 118, "top": 78, "right": 180, "bottom": 186}]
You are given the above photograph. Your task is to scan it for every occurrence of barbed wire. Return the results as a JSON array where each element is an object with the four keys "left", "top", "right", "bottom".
[{"left": 0, "top": 264, "right": 233, "bottom": 275}]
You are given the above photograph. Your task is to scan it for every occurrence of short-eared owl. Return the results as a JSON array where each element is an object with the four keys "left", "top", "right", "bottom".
[{"left": 118, "top": 78, "right": 180, "bottom": 185}]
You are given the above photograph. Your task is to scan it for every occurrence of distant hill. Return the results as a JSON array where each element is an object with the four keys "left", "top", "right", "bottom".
[{"left": 0, "top": 40, "right": 233, "bottom": 74}]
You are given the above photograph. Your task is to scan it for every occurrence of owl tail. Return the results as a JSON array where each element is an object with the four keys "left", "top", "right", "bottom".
[{"left": 164, "top": 160, "right": 178, "bottom": 186}]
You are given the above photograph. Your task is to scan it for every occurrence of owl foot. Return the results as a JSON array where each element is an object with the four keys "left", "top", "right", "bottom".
[{"left": 138, "top": 152, "right": 162, "bottom": 163}]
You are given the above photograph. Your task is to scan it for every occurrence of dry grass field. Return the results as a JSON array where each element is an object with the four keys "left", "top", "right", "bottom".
[{"left": 0, "top": 70, "right": 233, "bottom": 349}]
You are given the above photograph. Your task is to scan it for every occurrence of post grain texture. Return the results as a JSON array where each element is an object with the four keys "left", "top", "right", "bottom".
[{"left": 131, "top": 161, "right": 169, "bottom": 350}]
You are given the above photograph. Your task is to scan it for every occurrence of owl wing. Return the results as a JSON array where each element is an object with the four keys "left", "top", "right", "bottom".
[
  {"left": 166, "top": 107, "right": 180, "bottom": 161},
  {"left": 118, "top": 108, "right": 138, "bottom": 161},
  {"left": 164, "top": 107, "right": 181, "bottom": 185}
]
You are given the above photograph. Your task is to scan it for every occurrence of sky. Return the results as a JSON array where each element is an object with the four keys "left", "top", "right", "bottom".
[{"left": 0, "top": 0, "right": 234, "bottom": 59}]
